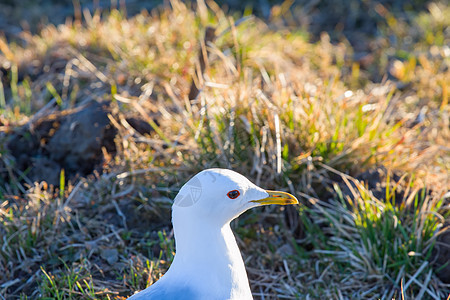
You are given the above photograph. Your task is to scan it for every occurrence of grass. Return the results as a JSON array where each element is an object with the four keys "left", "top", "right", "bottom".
[
  {"left": 0, "top": 0, "right": 449, "bottom": 299},
  {"left": 297, "top": 172, "right": 448, "bottom": 298}
]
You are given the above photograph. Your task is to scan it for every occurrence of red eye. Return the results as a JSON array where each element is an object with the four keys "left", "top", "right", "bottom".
[{"left": 227, "top": 190, "right": 240, "bottom": 199}]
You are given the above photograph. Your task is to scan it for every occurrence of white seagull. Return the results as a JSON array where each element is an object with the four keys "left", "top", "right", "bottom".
[{"left": 128, "top": 168, "right": 298, "bottom": 300}]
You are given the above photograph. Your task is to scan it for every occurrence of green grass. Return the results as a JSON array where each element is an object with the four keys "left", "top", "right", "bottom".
[
  {"left": 298, "top": 176, "right": 447, "bottom": 298},
  {"left": 0, "top": 0, "right": 449, "bottom": 299},
  {"left": 40, "top": 262, "right": 96, "bottom": 300}
]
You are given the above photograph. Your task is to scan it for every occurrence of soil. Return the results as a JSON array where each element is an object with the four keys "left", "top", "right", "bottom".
[
  {"left": 340, "top": 167, "right": 405, "bottom": 204},
  {"left": 432, "top": 223, "right": 450, "bottom": 283},
  {"left": 5, "top": 101, "right": 117, "bottom": 186}
]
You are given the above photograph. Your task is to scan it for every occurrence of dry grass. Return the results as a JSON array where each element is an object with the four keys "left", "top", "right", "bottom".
[{"left": 0, "top": 0, "right": 449, "bottom": 299}]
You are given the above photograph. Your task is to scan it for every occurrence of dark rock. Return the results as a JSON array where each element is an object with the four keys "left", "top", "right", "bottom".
[{"left": 100, "top": 248, "right": 119, "bottom": 265}]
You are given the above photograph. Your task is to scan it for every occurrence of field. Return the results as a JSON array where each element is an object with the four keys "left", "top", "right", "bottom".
[{"left": 0, "top": 0, "right": 449, "bottom": 299}]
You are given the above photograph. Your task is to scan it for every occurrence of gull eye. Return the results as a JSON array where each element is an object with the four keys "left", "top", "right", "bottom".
[{"left": 227, "top": 190, "right": 240, "bottom": 199}]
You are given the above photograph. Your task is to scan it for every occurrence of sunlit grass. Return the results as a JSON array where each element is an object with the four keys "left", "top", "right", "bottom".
[{"left": 297, "top": 174, "right": 448, "bottom": 298}]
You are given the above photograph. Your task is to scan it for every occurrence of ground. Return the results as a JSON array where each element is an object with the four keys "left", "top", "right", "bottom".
[{"left": 0, "top": 0, "right": 449, "bottom": 299}]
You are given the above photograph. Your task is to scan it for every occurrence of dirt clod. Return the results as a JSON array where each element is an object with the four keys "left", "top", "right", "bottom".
[
  {"left": 432, "top": 224, "right": 450, "bottom": 283},
  {"left": 6, "top": 101, "right": 117, "bottom": 186}
]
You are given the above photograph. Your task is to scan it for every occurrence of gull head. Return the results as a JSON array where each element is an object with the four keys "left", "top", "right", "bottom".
[{"left": 173, "top": 168, "right": 298, "bottom": 225}]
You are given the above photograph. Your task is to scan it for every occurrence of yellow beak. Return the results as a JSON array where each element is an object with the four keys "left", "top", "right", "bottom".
[{"left": 251, "top": 190, "right": 299, "bottom": 206}]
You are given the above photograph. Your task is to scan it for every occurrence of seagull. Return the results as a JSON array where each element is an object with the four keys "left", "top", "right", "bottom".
[{"left": 128, "top": 168, "right": 298, "bottom": 300}]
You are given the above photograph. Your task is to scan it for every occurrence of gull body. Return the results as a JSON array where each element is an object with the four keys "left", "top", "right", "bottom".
[{"left": 128, "top": 168, "right": 298, "bottom": 300}]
